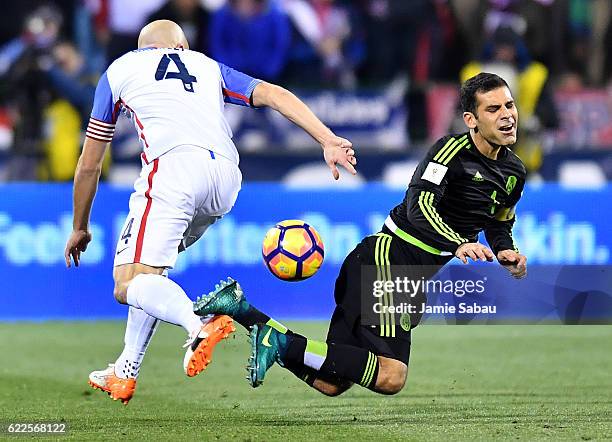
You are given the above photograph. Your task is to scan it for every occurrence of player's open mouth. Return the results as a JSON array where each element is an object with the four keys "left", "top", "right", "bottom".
[{"left": 499, "top": 124, "right": 514, "bottom": 135}]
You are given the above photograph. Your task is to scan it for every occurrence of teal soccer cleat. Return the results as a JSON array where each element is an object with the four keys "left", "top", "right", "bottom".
[
  {"left": 247, "top": 323, "right": 288, "bottom": 388},
  {"left": 193, "top": 277, "right": 245, "bottom": 317}
]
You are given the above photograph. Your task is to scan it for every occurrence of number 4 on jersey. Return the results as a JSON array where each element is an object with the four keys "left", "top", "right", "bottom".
[
  {"left": 121, "top": 218, "right": 134, "bottom": 244},
  {"left": 155, "top": 53, "right": 197, "bottom": 92}
]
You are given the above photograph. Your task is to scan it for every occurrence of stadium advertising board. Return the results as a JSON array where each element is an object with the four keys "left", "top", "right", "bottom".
[{"left": 0, "top": 183, "right": 610, "bottom": 321}]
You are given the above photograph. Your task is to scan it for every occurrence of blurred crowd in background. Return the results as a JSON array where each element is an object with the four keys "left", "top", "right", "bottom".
[{"left": 0, "top": 0, "right": 610, "bottom": 185}]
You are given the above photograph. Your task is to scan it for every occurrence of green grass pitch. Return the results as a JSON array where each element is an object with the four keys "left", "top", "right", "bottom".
[{"left": 1, "top": 322, "right": 611, "bottom": 440}]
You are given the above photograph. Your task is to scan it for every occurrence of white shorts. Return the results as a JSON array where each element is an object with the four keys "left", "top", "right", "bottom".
[{"left": 114, "top": 145, "right": 241, "bottom": 268}]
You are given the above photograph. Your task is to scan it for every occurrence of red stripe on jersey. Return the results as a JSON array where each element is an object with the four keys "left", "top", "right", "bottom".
[
  {"left": 87, "top": 128, "right": 114, "bottom": 137},
  {"left": 121, "top": 100, "right": 149, "bottom": 147},
  {"left": 89, "top": 117, "right": 115, "bottom": 128},
  {"left": 87, "top": 126, "right": 115, "bottom": 137},
  {"left": 140, "top": 133, "right": 149, "bottom": 148},
  {"left": 86, "top": 126, "right": 113, "bottom": 137},
  {"left": 111, "top": 100, "right": 122, "bottom": 123},
  {"left": 134, "top": 158, "right": 159, "bottom": 263},
  {"left": 223, "top": 88, "right": 249, "bottom": 105},
  {"left": 121, "top": 101, "right": 143, "bottom": 129},
  {"left": 85, "top": 133, "right": 111, "bottom": 143}
]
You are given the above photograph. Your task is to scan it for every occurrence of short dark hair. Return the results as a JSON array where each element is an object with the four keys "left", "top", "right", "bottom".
[{"left": 460, "top": 73, "right": 510, "bottom": 116}]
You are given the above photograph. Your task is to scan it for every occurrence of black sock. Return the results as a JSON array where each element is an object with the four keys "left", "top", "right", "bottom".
[
  {"left": 233, "top": 301, "right": 271, "bottom": 330},
  {"left": 284, "top": 363, "right": 318, "bottom": 387},
  {"left": 281, "top": 336, "right": 379, "bottom": 390},
  {"left": 320, "top": 343, "right": 379, "bottom": 390},
  {"left": 283, "top": 332, "right": 306, "bottom": 360},
  {"left": 271, "top": 331, "right": 315, "bottom": 386}
]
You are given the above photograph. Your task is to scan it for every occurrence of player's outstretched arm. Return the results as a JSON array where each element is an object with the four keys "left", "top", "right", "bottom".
[
  {"left": 64, "top": 137, "right": 109, "bottom": 268},
  {"left": 251, "top": 82, "right": 357, "bottom": 180}
]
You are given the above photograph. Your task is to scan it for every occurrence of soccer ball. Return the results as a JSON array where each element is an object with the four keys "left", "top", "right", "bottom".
[{"left": 262, "top": 220, "right": 325, "bottom": 281}]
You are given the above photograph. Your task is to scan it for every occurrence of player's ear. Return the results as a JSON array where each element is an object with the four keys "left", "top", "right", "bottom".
[
  {"left": 178, "top": 35, "right": 189, "bottom": 50},
  {"left": 463, "top": 112, "right": 477, "bottom": 130}
]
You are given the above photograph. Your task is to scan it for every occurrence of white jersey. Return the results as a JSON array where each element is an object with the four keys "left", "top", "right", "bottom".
[{"left": 86, "top": 48, "right": 261, "bottom": 164}]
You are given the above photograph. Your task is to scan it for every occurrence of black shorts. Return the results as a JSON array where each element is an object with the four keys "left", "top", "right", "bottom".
[{"left": 326, "top": 228, "right": 452, "bottom": 365}]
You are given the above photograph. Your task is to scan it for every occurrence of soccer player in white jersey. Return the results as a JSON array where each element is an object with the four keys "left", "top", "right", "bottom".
[{"left": 64, "top": 20, "right": 356, "bottom": 405}]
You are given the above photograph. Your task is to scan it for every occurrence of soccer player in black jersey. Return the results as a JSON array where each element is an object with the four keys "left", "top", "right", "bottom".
[{"left": 194, "top": 72, "right": 528, "bottom": 396}]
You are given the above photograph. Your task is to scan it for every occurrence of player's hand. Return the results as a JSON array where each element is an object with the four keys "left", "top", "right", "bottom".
[
  {"left": 455, "top": 242, "right": 495, "bottom": 264},
  {"left": 64, "top": 230, "right": 92, "bottom": 268},
  {"left": 322, "top": 135, "right": 357, "bottom": 180},
  {"left": 497, "top": 249, "right": 527, "bottom": 279}
]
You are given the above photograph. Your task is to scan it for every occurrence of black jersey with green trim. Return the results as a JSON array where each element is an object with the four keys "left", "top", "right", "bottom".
[{"left": 389, "top": 132, "right": 526, "bottom": 255}]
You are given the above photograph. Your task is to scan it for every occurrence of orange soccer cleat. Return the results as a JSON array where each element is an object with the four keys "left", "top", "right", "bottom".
[
  {"left": 183, "top": 314, "right": 235, "bottom": 377},
  {"left": 88, "top": 364, "right": 136, "bottom": 405}
]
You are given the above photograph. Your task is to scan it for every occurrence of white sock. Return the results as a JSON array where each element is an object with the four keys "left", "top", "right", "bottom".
[
  {"left": 114, "top": 306, "right": 159, "bottom": 379},
  {"left": 126, "top": 274, "right": 203, "bottom": 334}
]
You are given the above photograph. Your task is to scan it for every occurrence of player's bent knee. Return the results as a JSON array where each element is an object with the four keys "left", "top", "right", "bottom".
[
  {"left": 113, "top": 281, "right": 128, "bottom": 304},
  {"left": 375, "top": 357, "right": 407, "bottom": 395},
  {"left": 318, "top": 384, "right": 344, "bottom": 397},
  {"left": 380, "top": 373, "right": 406, "bottom": 395},
  {"left": 112, "top": 263, "right": 165, "bottom": 305},
  {"left": 314, "top": 379, "right": 352, "bottom": 397}
]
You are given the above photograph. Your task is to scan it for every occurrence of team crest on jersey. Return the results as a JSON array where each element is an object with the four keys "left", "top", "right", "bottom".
[
  {"left": 506, "top": 176, "right": 517, "bottom": 194},
  {"left": 400, "top": 313, "right": 411, "bottom": 331},
  {"left": 421, "top": 162, "right": 448, "bottom": 185}
]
